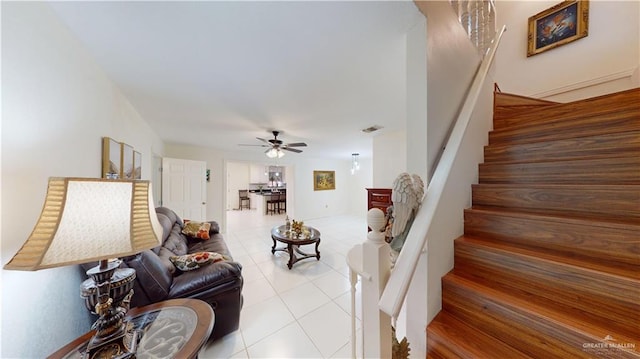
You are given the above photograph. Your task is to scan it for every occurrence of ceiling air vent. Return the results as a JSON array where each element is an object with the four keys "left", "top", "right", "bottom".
[{"left": 362, "top": 125, "right": 383, "bottom": 133}]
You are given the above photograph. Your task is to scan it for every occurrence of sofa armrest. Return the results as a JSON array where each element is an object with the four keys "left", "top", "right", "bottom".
[
  {"left": 122, "top": 250, "right": 172, "bottom": 302},
  {"left": 169, "top": 260, "right": 242, "bottom": 299}
]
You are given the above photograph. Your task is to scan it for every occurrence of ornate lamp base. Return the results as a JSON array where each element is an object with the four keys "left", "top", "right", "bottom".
[{"left": 83, "top": 260, "right": 139, "bottom": 359}]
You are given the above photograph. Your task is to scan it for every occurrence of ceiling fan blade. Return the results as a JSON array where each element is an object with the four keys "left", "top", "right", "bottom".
[
  {"left": 284, "top": 142, "right": 307, "bottom": 147},
  {"left": 239, "top": 144, "right": 270, "bottom": 147},
  {"left": 256, "top": 137, "right": 270, "bottom": 144},
  {"left": 282, "top": 147, "right": 302, "bottom": 153}
]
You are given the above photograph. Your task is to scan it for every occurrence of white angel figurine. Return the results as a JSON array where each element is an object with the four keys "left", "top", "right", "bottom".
[{"left": 389, "top": 173, "right": 424, "bottom": 253}]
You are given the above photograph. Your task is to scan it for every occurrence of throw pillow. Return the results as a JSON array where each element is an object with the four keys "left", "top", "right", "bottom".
[
  {"left": 182, "top": 220, "right": 211, "bottom": 240},
  {"left": 169, "top": 251, "right": 227, "bottom": 271}
]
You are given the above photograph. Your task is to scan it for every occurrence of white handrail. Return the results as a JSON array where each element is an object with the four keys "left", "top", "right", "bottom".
[{"left": 378, "top": 25, "right": 506, "bottom": 318}]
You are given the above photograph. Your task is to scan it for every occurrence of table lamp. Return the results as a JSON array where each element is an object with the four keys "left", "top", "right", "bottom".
[{"left": 4, "top": 177, "right": 163, "bottom": 359}]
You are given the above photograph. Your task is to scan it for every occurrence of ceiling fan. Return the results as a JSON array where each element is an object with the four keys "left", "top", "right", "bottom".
[{"left": 240, "top": 130, "right": 307, "bottom": 157}]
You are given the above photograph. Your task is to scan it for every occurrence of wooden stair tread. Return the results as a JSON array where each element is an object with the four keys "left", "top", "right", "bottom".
[
  {"left": 465, "top": 206, "right": 640, "bottom": 230},
  {"left": 454, "top": 235, "right": 640, "bottom": 336},
  {"left": 443, "top": 274, "right": 640, "bottom": 358},
  {"left": 491, "top": 88, "right": 640, "bottom": 133},
  {"left": 471, "top": 183, "right": 640, "bottom": 217},
  {"left": 494, "top": 92, "right": 559, "bottom": 128},
  {"left": 490, "top": 109, "right": 639, "bottom": 145},
  {"left": 484, "top": 131, "right": 640, "bottom": 164},
  {"left": 471, "top": 183, "right": 640, "bottom": 221},
  {"left": 456, "top": 234, "right": 640, "bottom": 281},
  {"left": 494, "top": 91, "right": 559, "bottom": 107},
  {"left": 479, "top": 157, "right": 640, "bottom": 184},
  {"left": 470, "top": 204, "right": 640, "bottom": 227},
  {"left": 464, "top": 207, "right": 639, "bottom": 267},
  {"left": 427, "top": 311, "right": 534, "bottom": 359}
]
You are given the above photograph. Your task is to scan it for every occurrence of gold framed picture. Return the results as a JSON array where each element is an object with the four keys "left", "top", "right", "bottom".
[
  {"left": 527, "top": 0, "right": 589, "bottom": 57},
  {"left": 102, "top": 137, "right": 121, "bottom": 179},
  {"left": 121, "top": 143, "right": 134, "bottom": 179},
  {"left": 313, "top": 170, "right": 335, "bottom": 191},
  {"left": 133, "top": 150, "right": 142, "bottom": 179}
]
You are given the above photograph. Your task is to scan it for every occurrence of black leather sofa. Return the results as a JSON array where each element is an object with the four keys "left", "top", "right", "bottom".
[{"left": 83, "top": 207, "right": 243, "bottom": 341}]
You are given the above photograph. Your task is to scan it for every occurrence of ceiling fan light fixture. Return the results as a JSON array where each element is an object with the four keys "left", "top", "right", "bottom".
[{"left": 266, "top": 148, "right": 285, "bottom": 158}]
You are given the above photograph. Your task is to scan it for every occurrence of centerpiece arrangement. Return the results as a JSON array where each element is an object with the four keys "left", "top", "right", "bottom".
[{"left": 287, "top": 219, "right": 310, "bottom": 239}]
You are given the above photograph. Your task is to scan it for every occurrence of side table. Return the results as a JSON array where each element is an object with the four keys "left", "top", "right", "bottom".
[{"left": 48, "top": 298, "right": 214, "bottom": 359}]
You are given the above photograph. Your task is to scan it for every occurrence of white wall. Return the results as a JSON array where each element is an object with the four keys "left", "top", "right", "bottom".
[
  {"left": 372, "top": 130, "right": 407, "bottom": 188},
  {"left": 406, "top": 16, "right": 429, "bottom": 182},
  {"left": 494, "top": 0, "right": 640, "bottom": 101},
  {"left": 1, "top": 2, "right": 164, "bottom": 358},
  {"left": 421, "top": 3, "right": 480, "bottom": 180},
  {"left": 347, "top": 157, "right": 373, "bottom": 218}
]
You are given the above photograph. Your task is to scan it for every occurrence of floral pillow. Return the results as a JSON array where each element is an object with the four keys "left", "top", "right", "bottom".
[
  {"left": 169, "top": 251, "right": 228, "bottom": 271},
  {"left": 182, "top": 220, "right": 211, "bottom": 240}
]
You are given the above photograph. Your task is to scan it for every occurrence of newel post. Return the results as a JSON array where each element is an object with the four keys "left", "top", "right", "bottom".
[{"left": 362, "top": 208, "right": 392, "bottom": 358}]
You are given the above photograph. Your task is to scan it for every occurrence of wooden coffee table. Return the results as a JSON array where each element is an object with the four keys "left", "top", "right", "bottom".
[
  {"left": 48, "top": 298, "right": 214, "bottom": 359},
  {"left": 271, "top": 225, "right": 321, "bottom": 269}
]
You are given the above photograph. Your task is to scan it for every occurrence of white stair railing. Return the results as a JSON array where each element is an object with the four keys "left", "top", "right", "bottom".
[
  {"left": 452, "top": 0, "right": 497, "bottom": 57},
  {"left": 347, "top": 209, "right": 391, "bottom": 359},
  {"left": 346, "top": 3, "right": 504, "bottom": 357},
  {"left": 379, "top": 22, "right": 505, "bottom": 321}
]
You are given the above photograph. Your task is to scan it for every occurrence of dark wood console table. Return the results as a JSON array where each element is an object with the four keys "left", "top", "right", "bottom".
[{"left": 366, "top": 188, "right": 392, "bottom": 231}]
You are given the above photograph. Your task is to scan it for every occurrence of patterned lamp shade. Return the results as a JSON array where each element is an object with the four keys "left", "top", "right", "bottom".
[{"left": 4, "top": 177, "right": 163, "bottom": 270}]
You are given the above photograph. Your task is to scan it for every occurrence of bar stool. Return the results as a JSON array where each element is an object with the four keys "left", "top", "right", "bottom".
[
  {"left": 278, "top": 193, "right": 286, "bottom": 214},
  {"left": 239, "top": 190, "right": 250, "bottom": 210},
  {"left": 266, "top": 194, "right": 278, "bottom": 215}
]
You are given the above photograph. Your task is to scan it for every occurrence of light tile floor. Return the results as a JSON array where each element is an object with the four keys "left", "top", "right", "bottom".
[{"left": 200, "top": 209, "right": 366, "bottom": 359}]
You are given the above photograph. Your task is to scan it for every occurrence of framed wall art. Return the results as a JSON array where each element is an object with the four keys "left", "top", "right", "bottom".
[
  {"left": 133, "top": 150, "right": 142, "bottom": 179},
  {"left": 102, "top": 137, "right": 121, "bottom": 179},
  {"left": 527, "top": 0, "right": 589, "bottom": 57},
  {"left": 121, "top": 143, "right": 134, "bottom": 179},
  {"left": 313, "top": 170, "right": 335, "bottom": 191}
]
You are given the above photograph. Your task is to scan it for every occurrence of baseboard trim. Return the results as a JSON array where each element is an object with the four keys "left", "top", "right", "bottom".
[{"left": 530, "top": 67, "right": 638, "bottom": 99}]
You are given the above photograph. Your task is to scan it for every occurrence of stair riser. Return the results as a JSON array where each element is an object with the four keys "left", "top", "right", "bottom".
[
  {"left": 442, "top": 278, "right": 640, "bottom": 359},
  {"left": 471, "top": 184, "right": 640, "bottom": 220},
  {"left": 464, "top": 210, "right": 640, "bottom": 266},
  {"left": 479, "top": 157, "right": 640, "bottom": 184},
  {"left": 454, "top": 242, "right": 639, "bottom": 335},
  {"left": 484, "top": 132, "right": 640, "bottom": 164},
  {"left": 490, "top": 112, "right": 639, "bottom": 145},
  {"left": 494, "top": 105, "right": 554, "bottom": 127},
  {"left": 490, "top": 88, "right": 640, "bottom": 139}
]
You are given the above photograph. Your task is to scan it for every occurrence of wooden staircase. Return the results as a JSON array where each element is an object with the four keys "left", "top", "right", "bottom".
[{"left": 426, "top": 88, "right": 640, "bottom": 358}]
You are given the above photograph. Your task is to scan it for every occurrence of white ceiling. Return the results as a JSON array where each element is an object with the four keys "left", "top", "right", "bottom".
[{"left": 49, "top": 1, "right": 423, "bottom": 160}]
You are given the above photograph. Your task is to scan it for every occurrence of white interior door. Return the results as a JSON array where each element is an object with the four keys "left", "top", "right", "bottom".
[{"left": 162, "top": 157, "right": 206, "bottom": 221}]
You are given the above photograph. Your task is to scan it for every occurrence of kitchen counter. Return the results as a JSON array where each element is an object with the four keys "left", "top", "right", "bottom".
[
  {"left": 249, "top": 190, "right": 285, "bottom": 195},
  {"left": 248, "top": 191, "right": 284, "bottom": 214}
]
